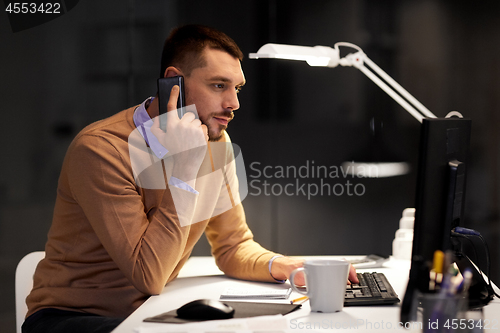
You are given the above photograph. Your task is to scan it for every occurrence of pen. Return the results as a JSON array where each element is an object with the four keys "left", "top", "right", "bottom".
[
  {"left": 458, "top": 268, "right": 473, "bottom": 294},
  {"left": 290, "top": 296, "right": 308, "bottom": 304},
  {"left": 433, "top": 250, "right": 444, "bottom": 275},
  {"left": 440, "top": 264, "right": 459, "bottom": 296},
  {"left": 430, "top": 250, "right": 444, "bottom": 290},
  {"left": 443, "top": 250, "right": 453, "bottom": 274}
]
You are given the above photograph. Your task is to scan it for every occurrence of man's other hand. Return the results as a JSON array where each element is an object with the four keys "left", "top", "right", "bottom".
[
  {"left": 270, "top": 257, "right": 305, "bottom": 285},
  {"left": 271, "top": 257, "right": 359, "bottom": 286}
]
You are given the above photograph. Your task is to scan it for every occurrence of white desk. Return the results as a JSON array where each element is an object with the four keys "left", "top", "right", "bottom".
[{"left": 112, "top": 256, "right": 500, "bottom": 332}]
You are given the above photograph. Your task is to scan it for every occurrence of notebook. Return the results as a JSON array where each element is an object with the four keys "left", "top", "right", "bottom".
[{"left": 220, "top": 287, "right": 292, "bottom": 300}]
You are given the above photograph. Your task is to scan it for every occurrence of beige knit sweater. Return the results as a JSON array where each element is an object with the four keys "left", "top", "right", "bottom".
[{"left": 26, "top": 105, "right": 278, "bottom": 318}]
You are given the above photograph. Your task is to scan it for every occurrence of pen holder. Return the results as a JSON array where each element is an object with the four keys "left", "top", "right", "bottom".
[{"left": 412, "top": 292, "right": 468, "bottom": 333}]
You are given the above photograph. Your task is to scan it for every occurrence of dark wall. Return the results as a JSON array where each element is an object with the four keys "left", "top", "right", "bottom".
[{"left": 1, "top": 1, "right": 499, "bottom": 332}]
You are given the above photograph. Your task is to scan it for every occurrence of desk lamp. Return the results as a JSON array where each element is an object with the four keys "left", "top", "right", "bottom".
[
  {"left": 250, "top": 43, "right": 484, "bottom": 322},
  {"left": 249, "top": 42, "right": 443, "bottom": 178}
]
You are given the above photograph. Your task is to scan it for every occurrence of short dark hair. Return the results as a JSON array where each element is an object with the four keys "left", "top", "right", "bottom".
[{"left": 159, "top": 24, "right": 244, "bottom": 78}]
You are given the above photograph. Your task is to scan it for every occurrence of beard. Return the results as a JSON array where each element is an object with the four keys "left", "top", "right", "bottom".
[{"left": 201, "top": 110, "right": 234, "bottom": 142}]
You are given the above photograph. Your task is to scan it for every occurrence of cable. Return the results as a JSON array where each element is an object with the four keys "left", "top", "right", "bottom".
[
  {"left": 452, "top": 227, "right": 500, "bottom": 299},
  {"left": 478, "top": 233, "right": 500, "bottom": 298},
  {"left": 334, "top": 42, "right": 363, "bottom": 53},
  {"left": 451, "top": 230, "right": 480, "bottom": 269}
]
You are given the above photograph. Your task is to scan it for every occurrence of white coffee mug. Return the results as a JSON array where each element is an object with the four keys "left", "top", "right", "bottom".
[{"left": 290, "top": 259, "right": 350, "bottom": 313}]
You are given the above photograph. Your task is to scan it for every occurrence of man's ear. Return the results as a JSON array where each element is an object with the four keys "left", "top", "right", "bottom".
[{"left": 163, "top": 66, "right": 182, "bottom": 78}]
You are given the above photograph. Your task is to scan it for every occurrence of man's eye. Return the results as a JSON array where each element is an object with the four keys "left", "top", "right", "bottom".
[
  {"left": 215, "top": 83, "right": 224, "bottom": 89},
  {"left": 235, "top": 86, "right": 242, "bottom": 93}
]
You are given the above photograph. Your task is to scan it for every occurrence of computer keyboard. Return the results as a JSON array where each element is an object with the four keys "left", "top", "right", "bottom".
[{"left": 344, "top": 272, "right": 400, "bottom": 306}]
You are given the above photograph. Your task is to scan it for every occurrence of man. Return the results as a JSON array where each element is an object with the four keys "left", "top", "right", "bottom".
[{"left": 23, "top": 25, "right": 357, "bottom": 333}]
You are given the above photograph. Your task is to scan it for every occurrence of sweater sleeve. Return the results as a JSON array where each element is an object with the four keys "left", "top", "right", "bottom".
[
  {"left": 204, "top": 139, "right": 280, "bottom": 282},
  {"left": 205, "top": 204, "right": 279, "bottom": 282},
  {"left": 66, "top": 134, "right": 194, "bottom": 295}
]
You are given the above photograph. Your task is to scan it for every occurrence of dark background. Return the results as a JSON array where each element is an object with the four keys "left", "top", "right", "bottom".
[{"left": 1, "top": 1, "right": 499, "bottom": 331}]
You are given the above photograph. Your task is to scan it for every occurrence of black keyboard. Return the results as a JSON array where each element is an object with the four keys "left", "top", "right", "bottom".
[{"left": 344, "top": 272, "right": 400, "bottom": 306}]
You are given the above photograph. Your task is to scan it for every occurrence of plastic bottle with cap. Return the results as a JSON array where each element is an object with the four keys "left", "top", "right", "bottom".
[{"left": 392, "top": 208, "right": 415, "bottom": 260}]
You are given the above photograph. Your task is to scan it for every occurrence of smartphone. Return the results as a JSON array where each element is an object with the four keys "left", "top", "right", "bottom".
[{"left": 157, "top": 76, "right": 186, "bottom": 131}]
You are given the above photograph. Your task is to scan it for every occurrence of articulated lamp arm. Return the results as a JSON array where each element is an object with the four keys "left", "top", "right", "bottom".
[{"left": 249, "top": 42, "right": 437, "bottom": 123}]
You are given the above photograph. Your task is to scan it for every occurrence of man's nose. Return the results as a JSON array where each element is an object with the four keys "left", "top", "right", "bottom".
[{"left": 223, "top": 89, "right": 240, "bottom": 111}]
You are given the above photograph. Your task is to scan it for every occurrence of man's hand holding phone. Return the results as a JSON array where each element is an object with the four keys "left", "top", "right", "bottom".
[{"left": 151, "top": 85, "right": 208, "bottom": 189}]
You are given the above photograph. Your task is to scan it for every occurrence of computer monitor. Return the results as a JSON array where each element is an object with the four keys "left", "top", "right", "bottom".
[{"left": 400, "top": 117, "right": 472, "bottom": 323}]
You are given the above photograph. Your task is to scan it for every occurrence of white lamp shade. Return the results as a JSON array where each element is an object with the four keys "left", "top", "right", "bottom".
[{"left": 249, "top": 43, "right": 340, "bottom": 67}]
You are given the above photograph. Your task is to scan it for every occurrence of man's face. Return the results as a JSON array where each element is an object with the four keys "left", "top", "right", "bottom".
[{"left": 184, "top": 48, "right": 245, "bottom": 141}]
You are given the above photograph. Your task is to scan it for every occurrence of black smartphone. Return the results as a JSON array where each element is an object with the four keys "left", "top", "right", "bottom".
[{"left": 157, "top": 76, "right": 186, "bottom": 131}]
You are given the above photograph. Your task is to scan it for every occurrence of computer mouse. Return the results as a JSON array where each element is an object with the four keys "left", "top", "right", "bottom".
[{"left": 176, "top": 299, "right": 235, "bottom": 320}]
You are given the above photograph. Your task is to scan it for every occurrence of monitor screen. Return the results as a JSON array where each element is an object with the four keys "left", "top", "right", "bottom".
[{"left": 400, "top": 117, "right": 472, "bottom": 323}]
